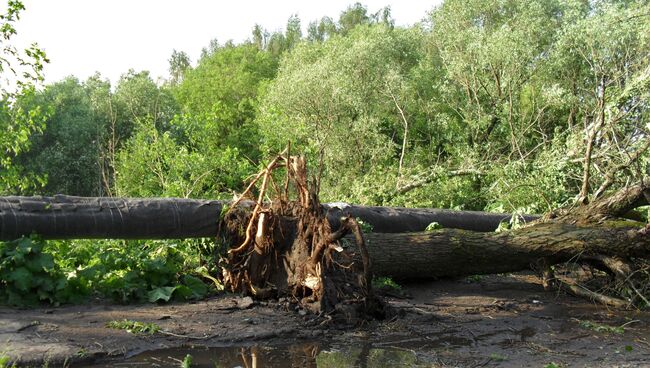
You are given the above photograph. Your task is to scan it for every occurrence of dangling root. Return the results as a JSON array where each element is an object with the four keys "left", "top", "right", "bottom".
[{"left": 219, "top": 150, "right": 387, "bottom": 320}]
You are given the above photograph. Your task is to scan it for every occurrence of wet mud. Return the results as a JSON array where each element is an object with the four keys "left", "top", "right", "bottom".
[{"left": 1, "top": 272, "right": 649, "bottom": 367}]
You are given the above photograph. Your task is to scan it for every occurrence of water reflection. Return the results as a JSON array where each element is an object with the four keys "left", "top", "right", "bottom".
[{"left": 88, "top": 342, "right": 429, "bottom": 367}]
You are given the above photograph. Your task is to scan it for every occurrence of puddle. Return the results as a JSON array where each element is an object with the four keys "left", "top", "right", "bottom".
[{"left": 85, "top": 342, "right": 435, "bottom": 367}]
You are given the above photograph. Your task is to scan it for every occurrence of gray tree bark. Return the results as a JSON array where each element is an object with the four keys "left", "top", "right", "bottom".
[{"left": 0, "top": 195, "right": 535, "bottom": 240}]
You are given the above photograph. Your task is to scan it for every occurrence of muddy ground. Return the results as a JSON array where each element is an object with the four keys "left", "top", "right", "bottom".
[{"left": 1, "top": 272, "right": 649, "bottom": 367}]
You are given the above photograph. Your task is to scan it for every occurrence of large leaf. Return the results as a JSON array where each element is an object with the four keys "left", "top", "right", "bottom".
[
  {"left": 147, "top": 286, "right": 178, "bottom": 303},
  {"left": 183, "top": 274, "right": 208, "bottom": 299},
  {"left": 8, "top": 267, "right": 32, "bottom": 291}
]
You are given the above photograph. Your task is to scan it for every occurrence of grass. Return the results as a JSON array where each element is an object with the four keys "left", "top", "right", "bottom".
[
  {"left": 577, "top": 320, "right": 625, "bottom": 334},
  {"left": 106, "top": 319, "right": 161, "bottom": 335},
  {"left": 0, "top": 355, "right": 15, "bottom": 368},
  {"left": 372, "top": 276, "right": 402, "bottom": 291},
  {"left": 489, "top": 353, "right": 508, "bottom": 361},
  {"left": 465, "top": 274, "right": 484, "bottom": 283},
  {"left": 181, "top": 354, "right": 193, "bottom": 368}
]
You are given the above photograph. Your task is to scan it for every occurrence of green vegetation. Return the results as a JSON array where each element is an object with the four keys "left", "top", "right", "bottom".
[
  {"left": 425, "top": 222, "right": 443, "bottom": 231},
  {"left": 372, "top": 276, "right": 402, "bottom": 291},
  {"left": 0, "top": 354, "right": 15, "bottom": 368},
  {"left": 1, "top": 0, "right": 649, "bottom": 305},
  {"left": 0, "top": 236, "right": 214, "bottom": 306},
  {"left": 181, "top": 354, "right": 193, "bottom": 368},
  {"left": 489, "top": 353, "right": 508, "bottom": 361},
  {"left": 356, "top": 219, "right": 374, "bottom": 233},
  {"left": 465, "top": 275, "right": 484, "bottom": 283},
  {"left": 106, "top": 319, "right": 161, "bottom": 335},
  {"left": 578, "top": 320, "right": 626, "bottom": 334}
]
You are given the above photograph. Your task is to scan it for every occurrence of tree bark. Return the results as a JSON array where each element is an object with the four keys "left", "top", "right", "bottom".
[
  {"left": 362, "top": 221, "right": 649, "bottom": 279},
  {"left": 0, "top": 185, "right": 646, "bottom": 283},
  {"left": 0, "top": 196, "right": 535, "bottom": 240},
  {"left": 363, "top": 182, "right": 650, "bottom": 279}
]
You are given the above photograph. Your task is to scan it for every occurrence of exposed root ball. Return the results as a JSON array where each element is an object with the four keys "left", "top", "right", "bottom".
[{"left": 220, "top": 151, "right": 387, "bottom": 320}]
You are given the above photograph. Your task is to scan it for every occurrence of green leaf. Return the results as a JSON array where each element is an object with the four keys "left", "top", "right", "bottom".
[
  {"left": 183, "top": 275, "right": 208, "bottom": 298},
  {"left": 173, "top": 285, "right": 194, "bottom": 300},
  {"left": 25, "top": 252, "right": 54, "bottom": 272},
  {"left": 147, "top": 286, "right": 178, "bottom": 303},
  {"left": 8, "top": 266, "right": 32, "bottom": 291},
  {"left": 425, "top": 222, "right": 443, "bottom": 231}
]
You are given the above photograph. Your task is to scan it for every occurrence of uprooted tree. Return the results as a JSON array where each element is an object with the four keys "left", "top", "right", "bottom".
[
  {"left": 0, "top": 152, "right": 649, "bottom": 312},
  {"left": 216, "top": 152, "right": 650, "bottom": 310},
  {"left": 217, "top": 150, "right": 385, "bottom": 316}
]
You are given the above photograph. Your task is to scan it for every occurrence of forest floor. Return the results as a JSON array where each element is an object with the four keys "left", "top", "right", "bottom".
[{"left": 2, "top": 272, "right": 649, "bottom": 367}]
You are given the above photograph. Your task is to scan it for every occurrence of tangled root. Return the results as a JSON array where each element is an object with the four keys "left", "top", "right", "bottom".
[{"left": 219, "top": 150, "right": 386, "bottom": 319}]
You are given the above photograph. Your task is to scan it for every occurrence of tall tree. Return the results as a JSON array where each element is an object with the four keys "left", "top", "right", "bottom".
[
  {"left": 0, "top": 0, "right": 49, "bottom": 194},
  {"left": 167, "top": 50, "right": 191, "bottom": 87},
  {"left": 284, "top": 14, "right": 302, "bottom": 51},
  {"left": 19, "top": 78, "right": 99, "bottom": 195},
  {"left": 307, "top": 16, "right": 336, "bottom": 42},
  {"left": 257, "top": 24, "right": 424, "bottom": 203}
]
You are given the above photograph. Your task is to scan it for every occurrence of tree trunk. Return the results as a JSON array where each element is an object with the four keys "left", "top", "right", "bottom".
[
  {"left": 0, "top": 185, "right": 646, "bottom": 281},
  {"left": 0, "top": 196, "right": 535, "bottom": 241},
  {"left": 363, "top": 183, "right": 650, "bottom": 279},
  {"left": 363, "top": 221, "right": 648, "bottom": 279}
]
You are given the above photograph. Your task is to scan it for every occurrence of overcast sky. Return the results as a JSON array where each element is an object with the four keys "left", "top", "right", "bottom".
[{"left": 13, "top": 1, "right": 440, "bottom": 85}]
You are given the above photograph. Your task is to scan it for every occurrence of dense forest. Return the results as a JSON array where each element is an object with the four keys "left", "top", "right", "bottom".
[{"left": 1, "top": 0, "right": 649, "bottom": 306}]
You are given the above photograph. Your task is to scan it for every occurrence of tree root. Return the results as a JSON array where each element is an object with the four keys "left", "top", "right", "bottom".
[
  {"left": 219, "top": 151, "right": 387, "bottom": 321},
  {"left": 556, "top": 277, "right": 628, "bottom": 308},
  {"left": 541, "top": 257, "right": 649, "bottom": 310}
]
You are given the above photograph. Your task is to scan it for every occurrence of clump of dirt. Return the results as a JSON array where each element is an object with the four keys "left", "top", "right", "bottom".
[{"left": 219, "top": 152, "right": 387, "bottom": 320}]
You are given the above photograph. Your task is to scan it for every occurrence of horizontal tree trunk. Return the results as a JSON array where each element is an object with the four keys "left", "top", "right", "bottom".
[
  {"left": 363, "top": 222, "right": 649, "bottom": 279},
  {"left": 1, "top": 185, "right": 646, "bottom": 283},
  {"left": 0, "top": 195, "right": 534, "bottom": 240},
  {"left": 363, "top": 182, "right": 650, "bottom": 279}
]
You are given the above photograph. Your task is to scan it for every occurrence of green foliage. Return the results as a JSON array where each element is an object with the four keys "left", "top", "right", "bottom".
[
  {"left": 465, "top": 275, "right": 483, "bottom": 283},
  {"left": 50, "top": 238, "right": 213, "bottom": 303},
  {"left": 0, "top": 0, "right": 49, "bottom": 195},
  {"left": 147, "top": 275, "right": 209, "bottom": 302},
  {"left": 114, "top": 119, "right": 251, "bottom": 199},
  {"left": 258, "top": 24, "right": 424, "bottom": 202},
  {"left": 0, "top": 237, "right": 215, "bottom": 306},
  {"left": 174, "top": 43, "right": 277, "bottom": 157},
  {"left": 488, "top": 353, "right": 508, "bottom": 361},
  {"left": 0, "top": 237, "right": 86, "bottom": 306},
  {"left": 356, "top": 219, "right": 373, "bottom": 233},
  {"left": 106, "top": 319, "right": 161, "bottom": 335},
  {"left": 0, "top": 0, "right": 49, "bottom": 92},
  {"left": 425, "top": 222, "right": 442, "bottom": 231},
  {"left": 3, "top": 1, "right": 650, "bottom": 308},
  {"left": 372, "top": 276, "right": 401, "bottom": 291},
  {"left": 18, "top": 77, "right": 102, "bottom": 195},
  {"left": 578, "top": 320, "right": 625, "bottom": 334},
  {"left": 0, "top": 88, "right": 48, "bottom": 194},
  {"left": 0, "top": 354, "right": 15, "bottom": 368},
  {"left": 181, "top": 354, "right": 193, "bottom": 368}
]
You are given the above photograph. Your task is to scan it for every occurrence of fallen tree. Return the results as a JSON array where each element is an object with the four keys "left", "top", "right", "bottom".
[
  {"left": 364, "top": 182, "right": 650, "bottom": 307},
  {"left": 0, "top": 197, "right": 534, "bottom": 241},
  {"left": 0, "top": 152, "right": 648, "bottom": 311}
]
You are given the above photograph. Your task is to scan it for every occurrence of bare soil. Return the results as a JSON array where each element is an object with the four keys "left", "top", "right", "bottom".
[{"left": 2, "top": 272, "right": 649, "bottom": 367}]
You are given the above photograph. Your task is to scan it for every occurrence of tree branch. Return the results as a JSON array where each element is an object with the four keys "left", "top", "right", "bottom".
[{"left": 395, "top": 168, "right": 483, "bottom": 196}]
